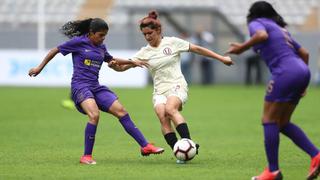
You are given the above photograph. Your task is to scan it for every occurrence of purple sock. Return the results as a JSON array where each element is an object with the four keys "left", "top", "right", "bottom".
[
  {"left": 84, "top": 123, "right": 97, "bottom": 155},
  {"left": 263, "top": 123, "right": 280, "bottom": 172},
  {"left": 281, "top": 122, "right": 319, "bottom": 158},
  {"left": 119, "top": 114, "right": 148, "bottom": 147}
]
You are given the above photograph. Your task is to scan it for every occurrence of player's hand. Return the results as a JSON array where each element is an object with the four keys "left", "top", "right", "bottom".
[
  {"left": 132, "top": 59, "right": 149, "bottom": 68},
  {"left": 108, "top": 60, "right": 118, "bottom": 68},
  {"left": 226, "top": 42, "right": 245, "bottom": 55},
  {"left": 28, "top": 67, "right": 42, "bottom": 77},
  {"left": 221, "top": 56, "right": 234, "bottom": 66}
]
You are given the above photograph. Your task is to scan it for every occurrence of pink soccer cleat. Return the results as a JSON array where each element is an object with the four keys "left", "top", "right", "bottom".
[
  {"left": 141, "top": 143, "right": 164, "bottom": 156},
  {"left": 307, "top": 153, "right": 320, "bottom": 180},
  {"left": 80, "top": 155, "right": 97, "bottom": 165},
  {"left": 251, "top": 168, "right": 283, "bottom": 180}
]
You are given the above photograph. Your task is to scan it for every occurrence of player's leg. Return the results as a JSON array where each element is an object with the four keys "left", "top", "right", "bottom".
[
  {"left": 94, "top": 86, "right": 147, "bottom": 148},
  {"left": 108, "top": 99, "right": 147, "bottom": 146},
  {"left": 279, "top": 103, "right": 319, "bottom": 157},
  {"left": 255, "top": 101, "right": 320, "bottom": 179},
  {"left": 79, "top": 98, "right": 100, "bottom": 165},
  {"left": 165, "top": 96, "right": 191, "bottom": 139},
  {"left": 252, "top": 101, "right": 284, "bottom": 179},
  {"left": 108, "top": 100, "right": 164, "bottom": 156},
  {"left": 94, "top": 86, "right": 164, "bottom": 155},
  {"left": 261, "top": 101, "right": 282, "bottom": 173},
  {"left": 255, "top": 72, "right": 303, "bottom": 176},
  {"left": 277, "top": 103, "right": 320, "bottom": 180},
  {"left": 165, "top": 95, "right": 199, "bottom": 155},
  {"left": 154, "top": 103, "right": 177, "bottom": 149},
  {"left": 253, "top": 101, "right": 296, "bottom": 180},
  {"left": 259, "top": 102, "right": 304, "bottom": 173},
  {"left": 273, "top": 67, "right": 320, "bottom": 179}
]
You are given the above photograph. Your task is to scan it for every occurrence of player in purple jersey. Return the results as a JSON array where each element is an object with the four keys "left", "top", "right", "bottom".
[
  {"left": 227, "top": 1, "right": 320, "bottom": 180},
  {"left": 28, "top": 18, "right": 164, "bottom": 165}
]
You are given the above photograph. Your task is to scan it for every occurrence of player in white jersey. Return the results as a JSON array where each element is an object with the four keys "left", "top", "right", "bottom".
[{"left": 109, "top": 11, "right": 233, "bottom": 163}]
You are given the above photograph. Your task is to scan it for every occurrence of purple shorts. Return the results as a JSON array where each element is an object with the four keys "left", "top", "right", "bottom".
[
  {"left": 71, "top": 85, "right": 118, "bottom": 114},
  {"left": 265, "top": 66, "right": 310, "bottom": 104}
]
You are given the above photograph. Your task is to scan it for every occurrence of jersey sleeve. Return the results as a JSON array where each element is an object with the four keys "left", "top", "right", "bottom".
[
  {"left": 171, "top": 37, "right": 190, "bottom": 52},
  {"left": 102, "top": 45, "right": 113, "bottom": 62},
  {"left": 57, "top": 37, "right": 81, "bottom": 56},
  {"left": 248, "top": 20, "right": 266, "bottom": 37},
  {"left": 131, "top": 47, "right": 147, "bottom": 61},
  {"left": 104, "top": 51, "right": 113, "bottom": 62}
]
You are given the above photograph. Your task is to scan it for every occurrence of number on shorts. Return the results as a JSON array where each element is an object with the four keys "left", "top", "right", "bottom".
[{"left": 267, "top": 80, "right": 274, "bottom": 93}]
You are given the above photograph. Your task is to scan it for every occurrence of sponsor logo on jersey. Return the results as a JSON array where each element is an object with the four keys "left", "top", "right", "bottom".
[{"left": 84, "top": 59, "right": 101, "bottom": 68}]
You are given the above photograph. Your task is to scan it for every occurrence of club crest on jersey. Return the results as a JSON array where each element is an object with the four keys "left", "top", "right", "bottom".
[{"left": 163, "top": 47, "right": 172, "bottom": 55}]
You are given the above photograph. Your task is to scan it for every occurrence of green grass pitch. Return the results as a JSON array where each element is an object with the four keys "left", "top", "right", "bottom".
[{"left": 0, "top": 85, "right": 319, "bottom": 179}]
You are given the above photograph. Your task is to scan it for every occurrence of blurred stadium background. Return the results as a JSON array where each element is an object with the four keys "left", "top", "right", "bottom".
[
  {"left": 1, "top": 1, "right": 320, "bottom": 179},
  {"left": 0, "top": 0, "right": 319, "bottom": 86}
]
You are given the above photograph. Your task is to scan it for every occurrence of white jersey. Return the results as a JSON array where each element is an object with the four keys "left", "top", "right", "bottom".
[{"left": 132, "top": 37, "right": 190, "bottom": 94}]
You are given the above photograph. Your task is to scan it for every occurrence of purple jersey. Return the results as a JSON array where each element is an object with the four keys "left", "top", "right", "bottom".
[
  {"left": 248, "top": 18, "right": 310, "bottom": 103},
  {"left": 248, "top": 18, "right": 305, "bottom": 74},
  {"left": 58, "top": 35, "right": 117, "bottom": 114},
  {"left": 58, "top": 34, "right": 113, "bottom": 88}
]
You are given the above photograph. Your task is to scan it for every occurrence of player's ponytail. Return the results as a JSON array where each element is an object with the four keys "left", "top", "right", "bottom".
[
  {"left": 139, "top": 10, "right": 161, "bottom": 31},
  {"left": 60, "top": 18, "right": 109, "bottom": 38}
]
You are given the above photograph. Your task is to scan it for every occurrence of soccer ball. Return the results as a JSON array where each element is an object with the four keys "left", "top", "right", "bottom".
[{"left": 173, "top": 138, "right": 197, "bottom": 161}]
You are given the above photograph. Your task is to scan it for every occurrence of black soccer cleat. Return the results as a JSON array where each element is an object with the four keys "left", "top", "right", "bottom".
[{"left": 195, "top": 144, "right": 200, "bottom": 155}]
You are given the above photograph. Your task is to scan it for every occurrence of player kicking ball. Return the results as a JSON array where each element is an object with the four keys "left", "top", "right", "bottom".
[
  {"left": 29, "top": 18, "right": 164, "bottom": 165},
  {"left": 109, "top": 10, "right": 233, "bottom": 164}
]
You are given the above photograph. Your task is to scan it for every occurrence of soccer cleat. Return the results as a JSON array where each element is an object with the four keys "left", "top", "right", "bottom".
[
  {"left": 251, "top": 168, "right": 283, "bottom": 180},
  {"left": 196, "top": 143, "right": 200, "bottom": 155},
  {"left": 176, "top": 159, "right": 186, "bottom": 164},
  {"left": 307, "top": 153, "right": 320, "bottom": 180},
  {"left": 80, "top": 155, "right": 96, "bottom": 165},
  {"left": 141, "top": 143, "right": 164, "bottom": 156}
]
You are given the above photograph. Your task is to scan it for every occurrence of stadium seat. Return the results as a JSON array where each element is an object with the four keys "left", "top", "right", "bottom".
[{"left": 110, "top": 0, "right": 318, "bottom": 26}]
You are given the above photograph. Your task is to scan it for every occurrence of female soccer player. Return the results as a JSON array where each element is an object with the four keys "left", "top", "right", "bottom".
[
  {"left": 226, "top": 1, "right": 320, "bottom": 179},
  {"left": 28, "top": 18, "right": 164, "bottom": 165},
  {"left": 110, "top": 11, "right": 233, "bottom": 163}
]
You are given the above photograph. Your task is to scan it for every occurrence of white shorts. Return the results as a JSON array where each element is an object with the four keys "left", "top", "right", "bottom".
[{"left": 152, "top": 84, "right": 188, "bottom": 107}]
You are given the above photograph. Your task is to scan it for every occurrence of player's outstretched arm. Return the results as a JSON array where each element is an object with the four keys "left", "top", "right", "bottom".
[
  {"left": 189, "top": 43, "right": 233, "bottom": 66},
  {"left": 108, "top": 60, "right": 135, "bottom": 72},
  {"left": 226, "top": 30, "right": 268, "bottom": 55},
  {"left": 108, "top": 58, "right": 149, "bottom": 72},
  {"left": 28, "top": 47, "right": 59, "bottom": 77},
  {"left": 113, "top": 58, "right": 149, "bottom": 68}
]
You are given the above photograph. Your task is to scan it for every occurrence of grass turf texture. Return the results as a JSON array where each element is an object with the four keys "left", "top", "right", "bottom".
[{"left": 0, "top": 85, "right": 319, "bottom": 179}]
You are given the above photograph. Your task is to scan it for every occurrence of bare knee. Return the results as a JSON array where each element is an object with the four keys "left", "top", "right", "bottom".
[
  {"left": 87, "top": 111, "right": 100, "bottom": 124},
  {"left": 113, "top": 107, "right": 128, "bottom": 118},
  {"left": 165, "top": 106, "right": 178, "bottom": 118},
  {"left": 108, "top": 101, "right": 128, "bottom": 118}
]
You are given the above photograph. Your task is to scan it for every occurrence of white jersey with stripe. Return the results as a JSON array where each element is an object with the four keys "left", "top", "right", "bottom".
[{"left": 132, "top": 36, "right": 190, "bottom": 94}]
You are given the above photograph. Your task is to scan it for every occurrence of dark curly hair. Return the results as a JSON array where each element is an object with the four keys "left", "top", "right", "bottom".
[{"left": 247, "top": 1, "right": 287, "bottom": 27}]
